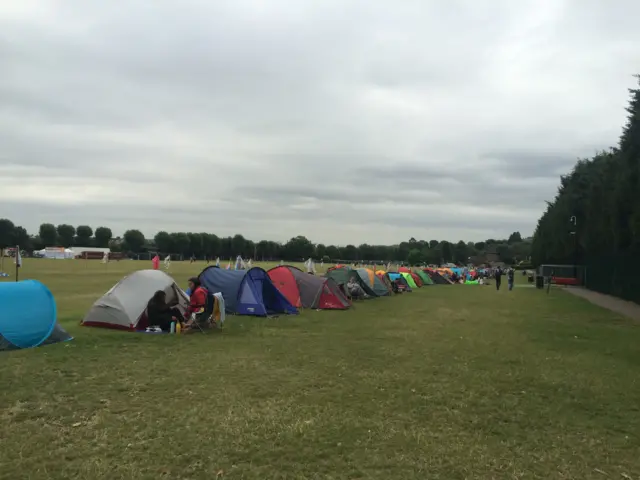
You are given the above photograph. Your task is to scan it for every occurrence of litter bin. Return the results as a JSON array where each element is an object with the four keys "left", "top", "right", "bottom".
[{"left": 535, "top": 275, "right": 544, "bottom": 289}]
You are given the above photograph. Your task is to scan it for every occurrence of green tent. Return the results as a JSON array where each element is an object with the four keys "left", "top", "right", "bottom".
[
  {"left": 326, "top": 266, "right": 377, "bottom": 297},
  {"left": 399, "top": 272, "right": 418, "bottom": 289},
  {"left": 414, "top": 269, "right": 434, "bottom": 285}
]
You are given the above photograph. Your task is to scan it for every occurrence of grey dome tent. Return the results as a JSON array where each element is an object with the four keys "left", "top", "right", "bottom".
[{"left": 82, "top": 270, "right": 189, "bottom": 330}]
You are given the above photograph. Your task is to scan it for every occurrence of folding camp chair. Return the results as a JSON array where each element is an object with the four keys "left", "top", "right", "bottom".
[
  {"left": 186, "top": 294, "right": 216, "bottom": 334},
  {"left": 209, "top": 293, "right": 224, "bottom": 330}
]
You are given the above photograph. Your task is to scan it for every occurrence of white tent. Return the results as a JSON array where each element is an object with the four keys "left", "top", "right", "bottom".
[
  {"left": 36, "top": 248, "right": 75, "bottom": 259},
  {"left": 82, "top": 270, "right": 189, "bottom": 330}
]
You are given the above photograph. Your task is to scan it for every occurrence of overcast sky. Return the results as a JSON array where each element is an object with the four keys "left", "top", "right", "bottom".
[{"left": 1, "top": 0, "right": 638, "bottom": 245}]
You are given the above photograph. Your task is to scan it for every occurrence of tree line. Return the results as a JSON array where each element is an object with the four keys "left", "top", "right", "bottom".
[
  {"left": 531, "top": 76, "right": 640, "bottom": 301},
  {"left": 0, "top": 219, "right": 531, "bottom": 264}
]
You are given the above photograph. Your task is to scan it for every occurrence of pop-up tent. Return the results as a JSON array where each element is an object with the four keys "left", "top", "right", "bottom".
[
  {"left": 82, "top": 270, "right": 189, "bottom": 330},
  {"left": 268, "top": 265, "right": 351, "bottom": 309},
  {"left": 414, "top": 269, "right": 434, "bottom": 285},
  {"left": 399, "top": 272, "right": 418, "bottom": 288},
  {"left": 425, "top": 269, "right": 454, "bottom": 285},
  {"left": 0, "top": 280, "right": 72, "bottom": 351},
  {"left": 356, "top": 268, "right": 391, "bottom": 296},
  {"left": 325, "top": 266, "right": 377, "bottom": 297},
  {"left": 398, "top": 267, "right": 424, "bottom": 286},
  {"left": 199, "top": 266, "right": 298, "bottom": 316},
  {"left": 400, "top": 267, "right": 431, "bottom": 285}
]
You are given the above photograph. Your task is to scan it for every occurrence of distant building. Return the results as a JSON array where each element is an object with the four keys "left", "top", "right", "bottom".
[
  {"left": 73, "top": 247, "right": 111, "bottom": 260},
  {"left": 484, "top": 248, "right": 506, "bottom": 267},
  {"left": 73, "top": 247, "right": 110, "bottom": 256},
  {"left": 469, "top": 255, "right": 486, "bottom": 266}
]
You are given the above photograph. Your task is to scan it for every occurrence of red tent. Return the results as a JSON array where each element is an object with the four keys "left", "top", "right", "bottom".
[{"left": 268, "top": 265, "right": 351, "bottom": 310}]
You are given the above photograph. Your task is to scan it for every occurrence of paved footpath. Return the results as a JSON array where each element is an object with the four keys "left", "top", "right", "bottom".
[{"left": 564, "top": 287, "right": 640, "bottom": 321}]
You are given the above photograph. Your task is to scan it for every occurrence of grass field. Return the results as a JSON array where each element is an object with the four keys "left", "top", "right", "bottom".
[{"left": 1, "top": 260, "right": 640, "bottom": 479}]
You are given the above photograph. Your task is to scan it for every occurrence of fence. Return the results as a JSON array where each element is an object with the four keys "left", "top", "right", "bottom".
[
  {"left": 538, "top": 264, "right": 586, "bottom": 282},
  {"left": 585, "top": 252, "right": 640, "bottom": 304}
]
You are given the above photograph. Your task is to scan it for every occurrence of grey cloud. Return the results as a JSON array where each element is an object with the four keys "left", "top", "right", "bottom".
[
  {"left": 0, "top": 0, "right": 636, "bottom": 244},
  {"left": 481, "top": 150, "right": 583, "bottom": 179},
  {"left": 240, "top": 185, "right": 443, "bottom": 206},
  {"left": 357, "top": 164, "right": 477, "bottom": 184},
  {"left": 373, "top": 210, "right": 538, "bottom": 234},
  {"left": 244, "top": 180, "right": 553, "bottom": 214}
]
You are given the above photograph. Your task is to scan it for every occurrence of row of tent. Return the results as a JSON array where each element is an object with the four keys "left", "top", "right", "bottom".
[
  {"left": 0, "top": 263, "right": 478, "bottom": 351},
  {"left": 80, "top": 265, "right": 457, "bottom": 330}
]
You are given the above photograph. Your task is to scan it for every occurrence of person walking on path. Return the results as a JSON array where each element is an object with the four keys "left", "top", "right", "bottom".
[
  {"left": 495, "top": 267, "right": 503, "bottom": 291},
  {"left": 507, "top": 267, "right": 515, "bottom": 291}
]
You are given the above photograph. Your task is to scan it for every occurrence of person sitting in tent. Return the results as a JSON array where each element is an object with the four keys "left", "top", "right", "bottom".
[
  {"left": 346, "top": 277, "right": 366, "bottom": 300},
  {"left": 183, "top": 277, "right": 209, "bottom": 330},
  {"left": 147, "top": 290, "right": 184, "bottom": 332}
]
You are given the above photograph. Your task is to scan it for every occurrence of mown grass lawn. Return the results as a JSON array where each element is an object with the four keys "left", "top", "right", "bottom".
[{"left": 1, "top": 260, "right": 640, "bottom": 479}]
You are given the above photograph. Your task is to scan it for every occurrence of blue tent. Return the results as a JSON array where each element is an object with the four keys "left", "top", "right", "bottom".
[
  {"left": 199, "top": 267, "right": 298, "bottom": 316},
  {"left": 0, "top": 280, "right": 72, "bottom": 351}
]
